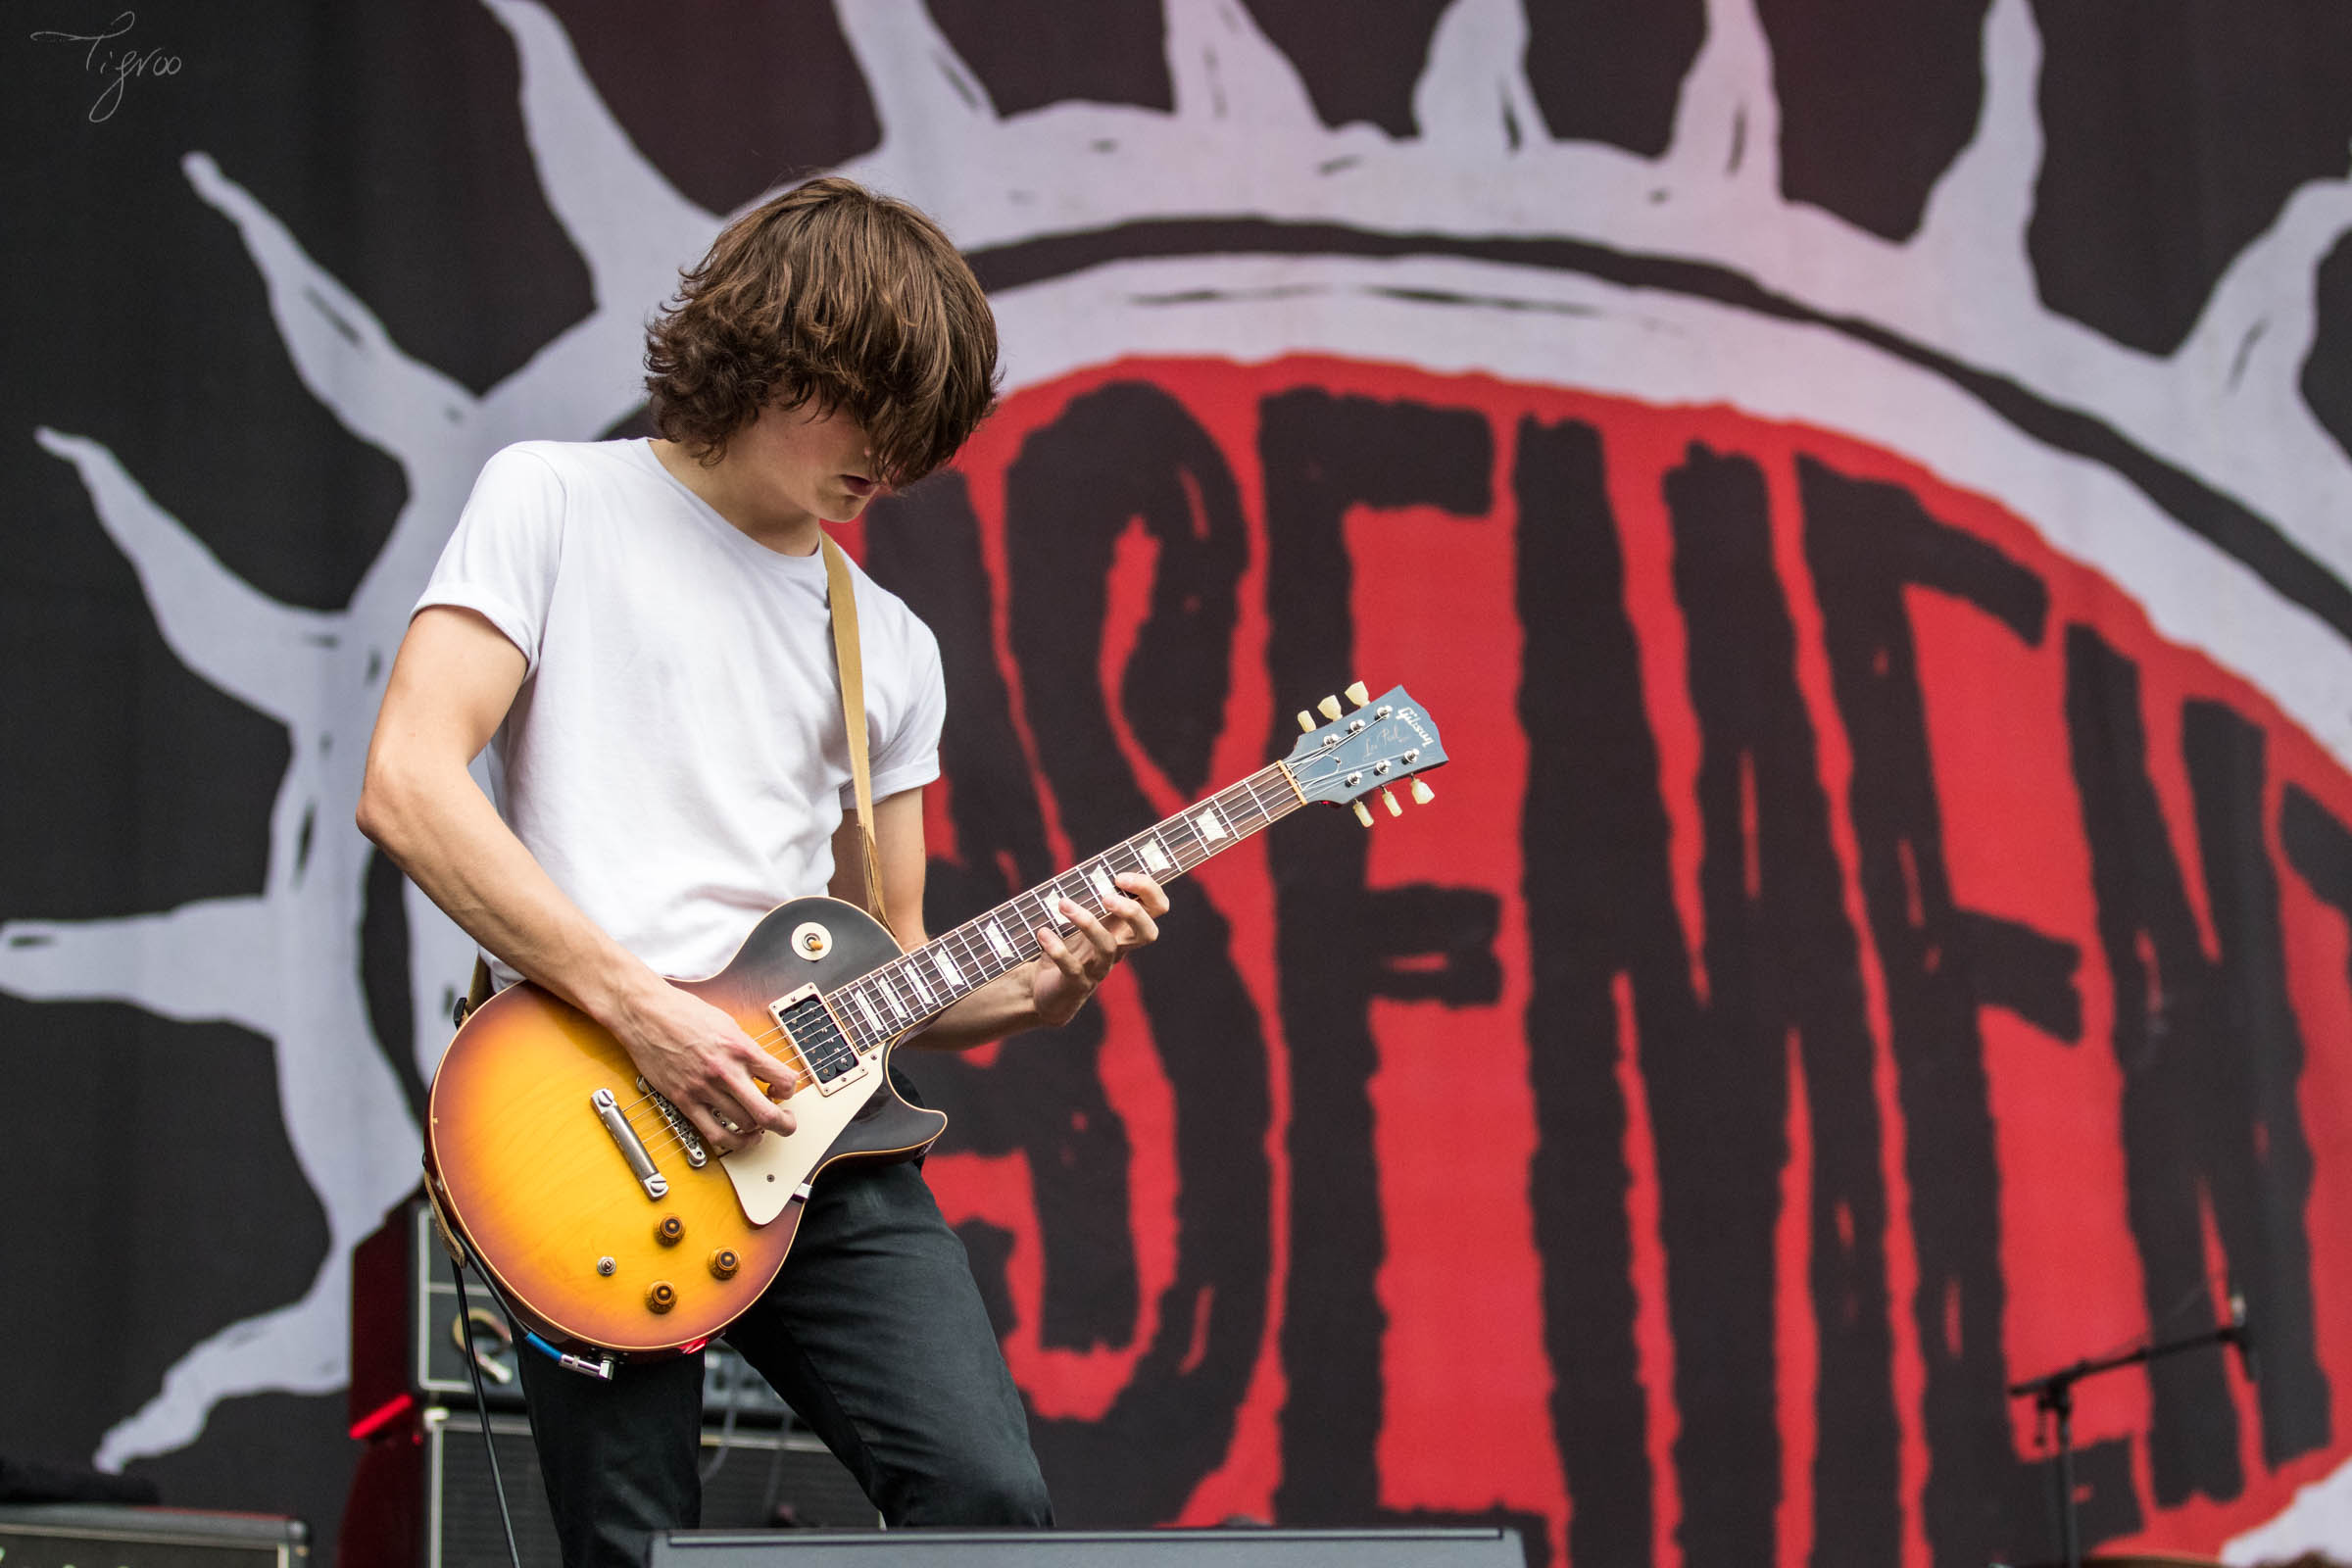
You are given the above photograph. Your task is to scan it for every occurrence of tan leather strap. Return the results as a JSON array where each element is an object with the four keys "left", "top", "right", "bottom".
[{"left": 821, "top": 533, "right": 891, "bottom": 930}]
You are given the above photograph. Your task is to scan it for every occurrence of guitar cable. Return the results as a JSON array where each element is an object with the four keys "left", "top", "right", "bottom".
[{"left": 449, "top": 1254, "right": 528, "bottom": 1568}]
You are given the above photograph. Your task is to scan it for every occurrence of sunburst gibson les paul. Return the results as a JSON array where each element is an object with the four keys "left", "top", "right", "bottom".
[{"left": 423, "top": 682, "right": 1446, "bottom": 1364}]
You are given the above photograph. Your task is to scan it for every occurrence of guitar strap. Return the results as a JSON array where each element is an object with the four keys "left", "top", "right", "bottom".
[
  {"left": 456, "top": 528, "right": 890, "bottom": 1026},
  {"left": 820, "top": 531, "right": 892, "bottom": 934}
]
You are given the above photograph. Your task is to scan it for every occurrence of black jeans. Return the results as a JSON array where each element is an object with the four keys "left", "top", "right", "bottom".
[{"left": 514, "top": 1158, "right": 1052, "bottom": 1567}]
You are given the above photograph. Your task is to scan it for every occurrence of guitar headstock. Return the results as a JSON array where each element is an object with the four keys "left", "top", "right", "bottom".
[{"left": 1283, "top": 681, "right": 1447, "bottom": 825}]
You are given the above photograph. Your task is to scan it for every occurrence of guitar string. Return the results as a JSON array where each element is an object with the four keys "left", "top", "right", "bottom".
[
  {"left": 616, "top": 766, "right": 1303, "bottom": 1160},
  {"left": 620, "top": 767, "right": 1295, "bottom": 1158},
  {"left": 619, "top": 769, "right": 1292, "bottom": 1160}
]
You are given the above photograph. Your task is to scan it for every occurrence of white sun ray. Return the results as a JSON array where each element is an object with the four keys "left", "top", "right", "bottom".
[
  {"left": 1669, "top": 0, "right": 1781, "bottom": 190},
  {"left": 0, "top": 900, "right": 278, "bottom": 1032},
  {"left": 183, "top": 154, "right": 477, "bottom": 462},
  {"left": 1412, "top": 0, "right": 1545, "bottom": 155},
  {"left": 27, "top": 430, "right": 338, "bottom": 726},
  {"left": 1912, "top": 0, "right": 2042, "bottom": 306},
  {"left": 1161, "top": 0, "right": 1320, "bottom": 130}
]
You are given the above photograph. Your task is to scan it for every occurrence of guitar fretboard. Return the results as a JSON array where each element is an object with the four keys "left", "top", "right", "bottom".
[{"left": 822, "top": 762, "right": 1304, "bottom": 1051}]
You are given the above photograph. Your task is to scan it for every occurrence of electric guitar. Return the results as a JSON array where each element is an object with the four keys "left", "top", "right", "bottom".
[{"left": 423, "top": 682, "right": 1446, "bottom": 1364}]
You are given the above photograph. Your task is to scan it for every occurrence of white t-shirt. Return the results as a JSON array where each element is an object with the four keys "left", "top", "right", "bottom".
[{"left": 416, "top": 438, "right": 945, "bottom": 986}]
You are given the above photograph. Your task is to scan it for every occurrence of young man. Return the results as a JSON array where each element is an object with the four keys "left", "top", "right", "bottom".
[{"left": 358, "top": 176, "right": 1167, "bottom": 1565}]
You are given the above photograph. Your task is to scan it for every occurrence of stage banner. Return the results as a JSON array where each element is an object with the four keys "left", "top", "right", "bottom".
[{"left": 6, "top": 3, "right": 2352, "bottom": 1563}]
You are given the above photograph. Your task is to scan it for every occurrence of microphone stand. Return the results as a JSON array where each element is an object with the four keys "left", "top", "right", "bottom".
[{"left": 2006, "top": 1305, "right": 2247, "bottom": 1568}]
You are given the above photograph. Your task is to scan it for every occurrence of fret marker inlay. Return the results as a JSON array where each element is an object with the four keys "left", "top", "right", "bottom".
[
  {"left": 1141, "top": 837, "right": 1172, "bottom": 873},
  {"left": 933, "top": 951, "right": 963, "bottom": 989},
  {"left": 986, "top": 920, "right": 1016, "bottom": 960},
  {"left": 1196, "top": 807, "right": 1228, "bottom": 841}
]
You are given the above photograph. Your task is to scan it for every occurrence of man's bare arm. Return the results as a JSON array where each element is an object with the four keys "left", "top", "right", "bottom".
[
  {"left": 825, "top": 789, "right": 1167, "bottom": 1051},
  {"left": 356, "top": 605, "right": 794, "bottom": 1150}
]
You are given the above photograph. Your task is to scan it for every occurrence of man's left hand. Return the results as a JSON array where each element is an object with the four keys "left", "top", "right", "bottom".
[{"left": 1030, "top": 871, "right": 1168, "bottom": 1026}]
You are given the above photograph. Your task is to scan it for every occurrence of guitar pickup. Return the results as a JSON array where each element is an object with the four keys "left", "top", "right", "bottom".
[{"left": 768, "top": 985, "right": 868, "bottom": 1097}]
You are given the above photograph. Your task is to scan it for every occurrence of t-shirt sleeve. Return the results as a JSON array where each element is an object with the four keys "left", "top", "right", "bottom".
[
  {"left": 414, "top": 445, "right": 566, "bottom": 674},
  {"left": 853, "top": 617, "right": 946, "bottom": 806}
]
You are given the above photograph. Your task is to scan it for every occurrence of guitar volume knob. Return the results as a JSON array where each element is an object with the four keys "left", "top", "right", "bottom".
[
  {"left": 709, "top": 1249, "right": 741, "bottom": 1281},
  {"left": 657, "top": 1215, "right": 684, "bottom": 1246},
  {"left": 646, "top": 1281, "right": 676, "bottom": 1314}
]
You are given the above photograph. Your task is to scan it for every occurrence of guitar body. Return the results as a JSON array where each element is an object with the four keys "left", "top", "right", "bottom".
[{"left": 423, "top": 896, "right": 947, "bottom": 1357}]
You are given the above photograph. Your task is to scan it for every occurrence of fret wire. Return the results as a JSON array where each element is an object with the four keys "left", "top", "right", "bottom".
[
  {"left": 1233, "top": 783, "right": 1273, "bottom": 834},
  {"left": 879, "top": 973, "right": 912, "bottom": 1034},
  {"left": 908, "top": 944, "right": 949, "bottom": 1007},
  {"left": 854, "top": 766, "right": 1309, "bottom": 1036},
  {"left": 835, "top": 986, "right": 874, "bottom": 1052},
  {"left": 883, "top": 961, "right": 924, "bottom": 1018},
  {"left": 1167, "top": 808, "right": 1210, "bottom": 866},
  {"left": 938, "top": 926, "right": 986, "bottom": 992},
  {"left": 918, "top": 933, "right": 965, "bottom": 996},
  {"left": 957, "top": 911, "right": 998, "bottom": 966},
  {"left": 944, "top": 926, "right": 988, "bottom": 992},
  {"left": 917, "top": 940, "right": 964, "bottom": 1001},
  {"left": 847, "top": 981, "right": 887, "bottom": 1051},
  {"left": 1232, "top": 772, "right": 1275, "bottom": 824},
  {"left": 902, "top": 956, "right": 939, "bottom": 1011},
  {"left": 883, "top": 969, "right": 918, "bottom": 1027}
]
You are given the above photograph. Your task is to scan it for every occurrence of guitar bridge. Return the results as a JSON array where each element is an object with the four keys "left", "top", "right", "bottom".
[
  {"left": 637, "top": 1080, "right": 709, "bottom": 1168},
  {"left": 768, "top": 985, "right": 868, "bottom": 1097}
]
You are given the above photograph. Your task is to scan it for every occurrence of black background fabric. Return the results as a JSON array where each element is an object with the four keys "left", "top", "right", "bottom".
[{"left": 7, "top": 1, "right": 2352, "bottom": 1557}]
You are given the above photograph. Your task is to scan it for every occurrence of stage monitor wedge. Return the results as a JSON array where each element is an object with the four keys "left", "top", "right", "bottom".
[{"left": 649, "top": 1525, "right": 1526, "bottom": 1566}]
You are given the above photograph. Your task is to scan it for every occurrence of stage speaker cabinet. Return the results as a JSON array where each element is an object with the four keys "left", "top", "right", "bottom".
[
  {"left": 346, "top": 1408, "right": 877, "bottom": 1568},
  {"left": 646, "top": 1526, "right": 1528, "bottom": 1565},
  {"left": 0, "top": 1503, "right": 307, "bottom": 1567},
  {"left": 350, "top": 1192, "right": 801, "bottom": 1427}
]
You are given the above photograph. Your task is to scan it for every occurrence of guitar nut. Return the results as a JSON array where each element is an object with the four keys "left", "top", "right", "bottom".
[
  {"left": 646, "top": 1281, "right": 676, "bottom": 1313},
  {"left": 709, "top": 1249, "right": 741, "bottom": 1281}
]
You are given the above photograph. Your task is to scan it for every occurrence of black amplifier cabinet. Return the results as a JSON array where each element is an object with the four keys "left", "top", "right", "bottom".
[
  {"left": 0, "top": 1504, "right": 307, "bottom": 1567},
  {"left": 344, "top": 1409, "right": 876, "bottom": 1568},
  {"left": 350, "top": 1193, "right": 796, "bottom": 1429},
  {"left": 345, "top": 1195, "right": 875, "bottom": 1567}
]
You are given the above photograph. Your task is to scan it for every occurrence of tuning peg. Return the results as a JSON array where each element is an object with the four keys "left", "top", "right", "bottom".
[
  {"left": 1317, "top": 695, "right": 1343, "bottom": 720},
  {"left": 1297, "top": 710, "right": 1316, "bottom": 733},
  {"left": 1410, "top": 778, "right": 1435, "bottom": 805},
  {"left": 1345, "top": 681, "right": 1370, "bottom": 707},
  {"left": 1381, "top": 787, "right": 1401, "bottom": 816},
  {"left": 1352, "top": 800, "right": 1374, "bottom": 827}
]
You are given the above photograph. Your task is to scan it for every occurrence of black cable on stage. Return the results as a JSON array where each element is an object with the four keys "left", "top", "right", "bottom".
[{"left": 450, "top": 1254, "right": 527, "bottom": 1568}]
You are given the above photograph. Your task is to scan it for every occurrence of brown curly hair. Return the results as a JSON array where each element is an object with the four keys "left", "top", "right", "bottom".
[{"left": 644, "top": 176, "right": 999, "bottom": 486}]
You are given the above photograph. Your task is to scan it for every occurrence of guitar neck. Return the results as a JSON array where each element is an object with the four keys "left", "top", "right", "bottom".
[{"left": 825, "top": 761, "right": 1306, "bottom": 1045}]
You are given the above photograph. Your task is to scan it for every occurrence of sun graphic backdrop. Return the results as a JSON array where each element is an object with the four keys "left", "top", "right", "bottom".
[{"left": 8, "top": 2, "right": 2352, "bottom": 1564}]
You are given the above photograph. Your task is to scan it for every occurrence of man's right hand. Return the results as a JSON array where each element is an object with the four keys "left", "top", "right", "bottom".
[{"left": 607, "top": 975, "right": 797, "bottom": 1152}]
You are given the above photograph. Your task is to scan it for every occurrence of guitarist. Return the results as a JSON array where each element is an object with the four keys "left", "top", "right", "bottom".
[{"left": 357, "top": 176, "right": 1168, "bottom": 1565}]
